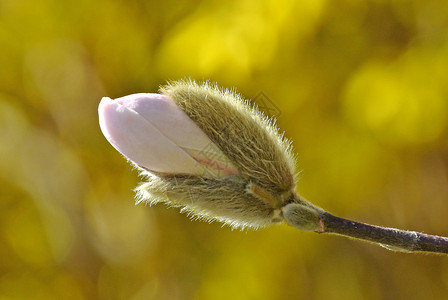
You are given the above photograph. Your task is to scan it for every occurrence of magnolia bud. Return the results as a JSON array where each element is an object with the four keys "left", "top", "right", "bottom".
[{"left": 99, "top": 80, "right": 321, "bottom": 229}]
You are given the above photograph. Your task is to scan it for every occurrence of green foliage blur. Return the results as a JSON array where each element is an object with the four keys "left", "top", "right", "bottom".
[{"left": 1, "top": 0, "right": 448, "bottom": 299}]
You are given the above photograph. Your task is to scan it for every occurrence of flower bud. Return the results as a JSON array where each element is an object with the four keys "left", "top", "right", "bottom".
[{"left": 99, "top": 80, "right": 313, "bottom": 229}]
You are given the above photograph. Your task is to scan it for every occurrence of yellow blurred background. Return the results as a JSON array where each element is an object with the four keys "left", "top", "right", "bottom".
[{"left": 1, "top": 0, "right": 448, "bottom": 299}]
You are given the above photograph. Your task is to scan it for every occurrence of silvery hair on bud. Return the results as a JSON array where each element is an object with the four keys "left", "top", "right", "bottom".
[{"left": 136, "top": 80, "right": 302, "bottom": 229}]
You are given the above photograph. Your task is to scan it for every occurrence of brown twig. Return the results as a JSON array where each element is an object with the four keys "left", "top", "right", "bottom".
[{"left": 317, "top": 212, "right": 448, "bottom": 254}]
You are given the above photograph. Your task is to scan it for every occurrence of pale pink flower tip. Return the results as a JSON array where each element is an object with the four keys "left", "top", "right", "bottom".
[{"left": 98, "top": 93, "right": 239, "bottom": 177}]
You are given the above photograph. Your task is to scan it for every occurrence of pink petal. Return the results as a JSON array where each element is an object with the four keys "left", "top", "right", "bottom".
[
  {"left": 99, "top": 96, "right": 203, "bottom": 174},
  {"left": 99, "top": 94, "right": 239, "bottom": 177}
]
